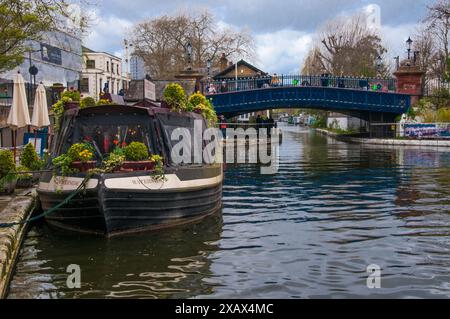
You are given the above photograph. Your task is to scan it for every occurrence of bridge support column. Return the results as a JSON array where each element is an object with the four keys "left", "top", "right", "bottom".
[{"left": 394, "top": 59, "right": 425, "bottom": 106}]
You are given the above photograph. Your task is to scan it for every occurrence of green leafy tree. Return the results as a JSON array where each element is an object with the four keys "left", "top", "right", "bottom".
[{"left": 0, "top": 0, "right": 91, "bottom": 73}]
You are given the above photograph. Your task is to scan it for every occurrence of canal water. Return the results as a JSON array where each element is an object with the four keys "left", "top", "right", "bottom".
[{"left": 8, "top": 125, "right": 450, "bottom": 299}]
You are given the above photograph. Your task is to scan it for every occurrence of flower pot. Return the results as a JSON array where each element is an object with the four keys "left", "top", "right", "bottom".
[
  {"left": 0, "top": 179, "right": 17, "bottom": 195},
  {"left": 64, "top": 101, "right": 80, "bottom": 111},
  {"left": 70, "top": 161, "right": 97, "bottom": 172},
  {"left": 121, "top": 161, "right": 155, "bottom": 171}
]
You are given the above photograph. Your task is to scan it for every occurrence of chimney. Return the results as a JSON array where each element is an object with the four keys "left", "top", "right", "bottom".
[{"left": 219, "top": 53, "right": 228, "bottom": 72}]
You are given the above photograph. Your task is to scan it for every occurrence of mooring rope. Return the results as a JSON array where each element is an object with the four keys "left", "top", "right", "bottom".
[{"left": 0, "top": 175, "right": 91, "bottom": 229}]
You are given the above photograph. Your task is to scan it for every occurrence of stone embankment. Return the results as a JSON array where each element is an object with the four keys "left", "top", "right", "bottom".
[{"left": 0, "top": 189, "right": 35, "bottom": 299}]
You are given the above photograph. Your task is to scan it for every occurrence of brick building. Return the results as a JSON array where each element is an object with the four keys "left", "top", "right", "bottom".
[{"left": 213, "top": 55, "right": 270, "bottom": 122}]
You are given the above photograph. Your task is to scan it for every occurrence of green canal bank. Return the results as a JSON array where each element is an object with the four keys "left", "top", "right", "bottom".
[
  {"left": 315, "top": 128, "right": 450, "bottom": 147},
  {"left": 0, "top": 189, "right": 35, "bottom": 298}
]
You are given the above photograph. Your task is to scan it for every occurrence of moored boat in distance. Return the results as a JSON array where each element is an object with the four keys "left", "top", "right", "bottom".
[{"left": 38, "top": 101, "right": 223, "bottom": 237}]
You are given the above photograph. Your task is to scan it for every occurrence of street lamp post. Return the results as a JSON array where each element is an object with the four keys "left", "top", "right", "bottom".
[
  {"left": 124, "top": 39, "right": 133, "bottom": 91},
  {"left": 28, "top": 48, "right": 42, "bottom": 103},
  {"left": 186, "top": 42, "right": 193, "bottom": 70},
  {"left": 207, "top": 59, "right": 212, "bottom": 78},
  {"left": 406, "top": 37, "right": 413, "bottom": 60}
]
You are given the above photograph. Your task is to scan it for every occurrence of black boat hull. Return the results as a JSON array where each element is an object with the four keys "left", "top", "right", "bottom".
[{"left": 37, "top": 165, "right": 223, "bottom": 237}]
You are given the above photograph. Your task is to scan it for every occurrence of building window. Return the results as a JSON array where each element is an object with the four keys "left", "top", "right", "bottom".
[
  {"left": 106, "top": 61, "right": 109, "bottom": 72},
  {"left": 117, "top": 64, "right": 119, "bottom": 75},
  {"left": 80, "top": 78, "right": 89, "bottom": 93},
  {"left": 112, "top": 62, "right": 115, "bottom": 74},
  {"left": 86, "top": 60, "right": 95, "bottom": 69}
]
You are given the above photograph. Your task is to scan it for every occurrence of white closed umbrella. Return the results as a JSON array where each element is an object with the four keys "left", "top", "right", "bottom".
[
  {"left": 7, "top": 71, "right": 31, "bottom": 160},
  {"left": 7, "top": 72, "right": 31, "bottom": 128},
  {"left": 31, "top": 83, "right": 50, "bottom": 128},
  {"left": 31, "top": 83, "right": 50, "bottom": 153}
]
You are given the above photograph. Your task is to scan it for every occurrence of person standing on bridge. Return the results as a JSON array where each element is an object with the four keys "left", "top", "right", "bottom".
[
  {"left": 208, "top": 83, "right": 217, "bottom": 94},
  {"left": 256, "top": 72, "right": 264, "bottom": 89},
  {"left": 220, "top": 80, "right": 228, "bottom": 93},
  {"left": 271, "top": 73, "right": 280, "bottom": 87}
]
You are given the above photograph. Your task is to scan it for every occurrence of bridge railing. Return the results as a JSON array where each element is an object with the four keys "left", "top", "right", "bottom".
[
  {"left": 423, "top": 79, "right": 450, "bottom": 97},
  {"left": 202, "top": 75, "right": 397, "bottom": 95}
]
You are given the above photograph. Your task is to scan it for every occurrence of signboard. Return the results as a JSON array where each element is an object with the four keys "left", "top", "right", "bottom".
[
  {"left": 144, "top": 79, "right": 156, "bottom": 101},
  {"left": 24, "top": 132, "right": 48, "bottom": 157},
  {"left": 40, "top": 43, "right": 62, "bottom": 65},
  {"left": 405, "top": 124, "right": 450, "bottom": 139}
]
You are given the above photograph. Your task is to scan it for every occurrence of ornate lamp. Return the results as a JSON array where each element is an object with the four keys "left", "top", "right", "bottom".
[{"left": 406, "top": 37, "right": 413, "bottom": 60}]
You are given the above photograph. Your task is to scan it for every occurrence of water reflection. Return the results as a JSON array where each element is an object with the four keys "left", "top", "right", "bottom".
[{"left": 9, "top": 214, "right": 223, "bottom": 299}]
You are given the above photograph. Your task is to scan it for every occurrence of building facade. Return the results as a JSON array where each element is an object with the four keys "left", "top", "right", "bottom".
[
  {"left": 81, "top": 47, "right": 128, "bottom": 100},
  {"left": 0, "top": 31, "right": 83, "bottom": 128},
  {"left": 0, "top": 31, "right": 82, "bottom": 97}
]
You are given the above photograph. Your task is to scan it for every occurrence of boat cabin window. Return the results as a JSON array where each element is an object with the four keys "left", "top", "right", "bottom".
[{"left": 68, "top": 114, "right": 158, "bottom": 159}]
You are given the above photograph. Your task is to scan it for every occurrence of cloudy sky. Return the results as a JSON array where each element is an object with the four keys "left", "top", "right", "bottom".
[{"left": 83, "top": 0, "right": 434, "bottom": 74}]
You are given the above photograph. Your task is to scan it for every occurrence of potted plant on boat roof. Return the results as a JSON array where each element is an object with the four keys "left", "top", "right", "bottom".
[
  {"left": 188, "top": 92, "right": 218, "bottom": 126},
  {"left": 80, "top": 96, "right": 96, "bottom": 109},
  {"left": 163, "top": 83, "right": 188, "bottom": 112},
  {"left": 52, "top": 88, "right": 81, "bottom": 132},
  {"left": 61, "top": 88, "right": 81, "bottom": 111},
  {"left": 0, "top": 149, "right": 17, "bottom": 194}
]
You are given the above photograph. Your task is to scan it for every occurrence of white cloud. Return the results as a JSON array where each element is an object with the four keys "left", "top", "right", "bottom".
[
  {"left": 381, "top": 23, "right": 419, "bottom": 59},
  {"left": 255, "top": 30, "right": 313, "bottom": 74},
  {"left": 83, "top": 10, "right": 133, "bottom": 54}
]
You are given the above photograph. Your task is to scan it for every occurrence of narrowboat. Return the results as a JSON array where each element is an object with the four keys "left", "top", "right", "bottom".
[{"left": 37, "top": 103, "right": 223, "bottom": 237}]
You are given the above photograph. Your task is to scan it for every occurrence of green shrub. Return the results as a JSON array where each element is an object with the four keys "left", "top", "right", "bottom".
[
  {"left": 80, "top": 96, "right": 96, "bottom": 109},
  {"left": 437, "top": 107, "right": 450, "bottom": 122},
  {"left": 194, "top": 102, "right": 218, "bottom": 126},
  {"left": 124, "top": 142, "right": 149, "bottom": 161},
  {"left": 0, "top": 150, "right": 16, "bottom": 179},
  {"left": 61, "top": 89, "right": 81, "bottom": 102},
  {"left": 188, "top": 92, "right": 208, "bottom": 107},
  {"left": 20, "top": 143, "right": 43, "bottom": 171},
  {"left": 163, "top": 83, "right": 187, "bottom": 112},
  {"left": 97, "top": 99, "right": 112, "bottom": 106}
]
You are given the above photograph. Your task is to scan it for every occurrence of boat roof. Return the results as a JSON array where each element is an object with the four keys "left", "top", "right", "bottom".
[{"left": 70, "top": 104, "right": 205, "bottom": 120}]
